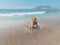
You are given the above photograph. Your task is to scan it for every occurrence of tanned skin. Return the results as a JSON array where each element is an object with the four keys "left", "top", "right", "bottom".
[{"left": 28, "top": 17, "right": 38, "bottom": 31}]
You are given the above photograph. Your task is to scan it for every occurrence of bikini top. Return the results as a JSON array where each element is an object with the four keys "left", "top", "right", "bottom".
[{"left": 32, "top": 21, "right": 37, "bottom": 25}]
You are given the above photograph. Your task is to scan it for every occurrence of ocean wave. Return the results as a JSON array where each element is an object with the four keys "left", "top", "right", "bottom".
[{"left": 0, "top": 11, "right": 46, "bottom": 17}]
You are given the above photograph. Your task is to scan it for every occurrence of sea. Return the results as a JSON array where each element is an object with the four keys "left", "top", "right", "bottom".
[{"left": 0, "top": 9, "right": 60, "bottom": 28}]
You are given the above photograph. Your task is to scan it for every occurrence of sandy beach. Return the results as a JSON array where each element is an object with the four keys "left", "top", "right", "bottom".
[{"left": 0, "top": 14, "right": 60, "bottom": 45}]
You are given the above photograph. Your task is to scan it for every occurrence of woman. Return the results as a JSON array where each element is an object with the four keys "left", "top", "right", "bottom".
[{"left": 28, "top": 17, "right": 38, "bottom": 31}]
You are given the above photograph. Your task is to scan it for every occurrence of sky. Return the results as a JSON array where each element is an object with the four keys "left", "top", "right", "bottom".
[{"left": 0, "top": 0, "right": 60, "bottom": 9}]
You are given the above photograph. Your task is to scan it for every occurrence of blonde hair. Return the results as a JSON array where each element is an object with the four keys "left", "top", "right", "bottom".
[{"left": 31, "top": 17, "right": 36, "bottom": 20}]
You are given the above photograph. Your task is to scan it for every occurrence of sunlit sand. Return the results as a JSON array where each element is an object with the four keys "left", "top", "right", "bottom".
[{"left": 0, "top": 15, "right": 60, "bottom": 45}]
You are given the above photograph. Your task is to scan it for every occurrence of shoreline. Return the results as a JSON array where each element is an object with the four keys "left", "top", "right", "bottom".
[{"left": 0, "top": 14, "right": 60, "bottom": 45}]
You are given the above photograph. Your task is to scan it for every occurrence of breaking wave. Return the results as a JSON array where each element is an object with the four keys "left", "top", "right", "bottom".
[{"left": 0, "top": 11, "right": 46, "bottom": 17}]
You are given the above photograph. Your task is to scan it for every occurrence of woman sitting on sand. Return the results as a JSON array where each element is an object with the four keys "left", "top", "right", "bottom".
[{"left": 28, "top": 17, "right": 39, "bottom": 31}]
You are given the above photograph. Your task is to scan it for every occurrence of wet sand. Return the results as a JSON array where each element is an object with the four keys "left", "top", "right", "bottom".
[{"left": 0, "top": 15, "right": 60, "bottom": 45}]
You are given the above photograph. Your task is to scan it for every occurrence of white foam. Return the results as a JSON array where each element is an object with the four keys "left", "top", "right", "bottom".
[{"left": 0, "top": 11, "right": 46, "bottom": 17}]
